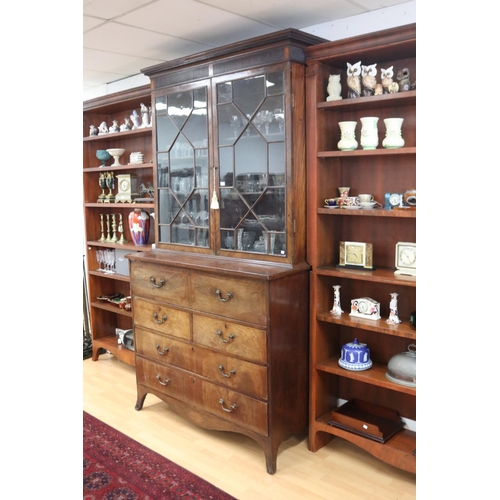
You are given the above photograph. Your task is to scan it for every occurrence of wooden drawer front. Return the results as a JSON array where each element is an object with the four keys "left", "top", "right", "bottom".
[
  {"left": 136, "top": 356, "right": 191, "bottom": 402},
  {"left": 133, "top": 297, "right": 190, "bottom": 340},
  {"left": 136, "top": 327, "right": 267, "bottom": 400},
  {"left": 130, "top": 262, "right": 189, "bottom": 306},
  {"left": 136, "top": 357, "right": 268, "bottom": 436},
  {"left": 190, "top": 272, "right": 267, "bottom": 325},
  {"left": 193, "top": 315, "right": 267, "bottom": 363}
]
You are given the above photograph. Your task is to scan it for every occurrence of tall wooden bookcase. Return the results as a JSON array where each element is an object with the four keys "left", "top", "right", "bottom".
[
  {"left": 305, "top": 24, "right": 417, "bottom": 473},
  {"left": 83, "top": 85, "right": 155, "bottom": 366}
]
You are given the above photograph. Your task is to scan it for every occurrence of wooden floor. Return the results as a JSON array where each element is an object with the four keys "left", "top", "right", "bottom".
[{"left": 83, "top": 353, "right": 416, "bottom": 499}]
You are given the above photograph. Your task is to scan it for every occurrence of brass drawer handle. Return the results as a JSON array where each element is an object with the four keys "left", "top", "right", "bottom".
[
  {"left": 156, "top": 374, "right": 170, "bottom": 386},
  {"left": 155, "top": 344, "right": 169, "bottom": 355},
  {"left": 218, "top": 398, "right": 237, "bottom": 412},
  {"left": 217, "top": 330, "right": 235, "bottom": 343},
  {"left": 218, "top": 364, "right": 236, "bottom": 378},
  {"left": 150, "top": 276, "right": 165, "bottom": 288},
  {"left": 153, "top": 312, "right": 167, "bottom": 324},
  {"left": 215, "top": 289, "right": 234, "bottom": 302}
]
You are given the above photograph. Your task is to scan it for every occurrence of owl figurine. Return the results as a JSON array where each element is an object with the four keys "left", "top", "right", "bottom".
[
  {"left": 326, "top": 74, "right": 342, "bottom": 101},
  {"left": 381, "top": 66, "right": 394, "bottom": 94},
  {"left": 397, "top": 67, "right": 411, "bottom": 92},
  {"left": 346, "top": 61, "right": 361, "bottom": 99},
  {"left": 361, "top": 63, "right": 377, "bottom": 96}
]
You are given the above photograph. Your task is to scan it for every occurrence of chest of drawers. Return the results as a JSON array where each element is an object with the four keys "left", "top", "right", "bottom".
[{"left": 129, "top": 250, "right": 310, "bottom": 474}]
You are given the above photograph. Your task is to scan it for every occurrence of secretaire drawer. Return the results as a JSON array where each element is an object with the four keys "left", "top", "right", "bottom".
[
  {"left": 130, "top": 262, "right": 189, "bottom": 306},
  {"left": 133, "top": 297, "right": 190, "bottom": 340},
  {"left": 135, "top": 327, "right": 267, "bottom": 400},
  {"left": 190, "top": 272, "right": 267, "bottom": 326},
  {"left": 193, "top": 315, "right": 267, "bottom": 363}
]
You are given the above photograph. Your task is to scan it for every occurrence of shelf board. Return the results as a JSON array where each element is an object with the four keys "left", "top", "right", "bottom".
[
  {"left": 316, "top": 265, "right": 416, "bottom": 286},
  {"left": 84, "top": 203, "right": 155, "bottom": 209},
  {"left": 318, "top": 147, "right": 415, "bottom": 158},
  {"left": 317, "top": 90, "right": 416, "bottom": 112},
  {"left": 88, "top": 270, "right": 130, "bottom": 282},
  {"left": 317, "top": 310, "right": 416, "bottom": 339},
  {"left": 87, "top": 240, "right": 153, "bottom": 251},
  {"left": 316, "top": 357, "right": 416, "bottom": 395},
  {"left": 93, "top": 335, "right": 135, "bottom": 366},
  {"left": 91, "top": 301, "right": 133, "bottom": 317},
  {"left": 318, "top": 207, "right": 416, "bottom": 218},
  {"left": 84, "top": 163, "right": 154, "bottom": 173},
  {"left": 83, "top": 127, "right": 152, "bottom": 142},
  {"left": 314, "top": 412, "right": 416, "bottom": 473}
]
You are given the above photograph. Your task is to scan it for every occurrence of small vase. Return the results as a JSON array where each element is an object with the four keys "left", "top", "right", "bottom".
[
  {"left": 337, "top": 121, "right": 358, "bottom": 151},
  {"left": 128, "top": 208, "right": 150, "bottom": 246},
  {"left": 382, "top": 118, "right": 405, "bottom": 149},
  {"left": 360, "top": 116, "right": 379, "bottom": 150}
]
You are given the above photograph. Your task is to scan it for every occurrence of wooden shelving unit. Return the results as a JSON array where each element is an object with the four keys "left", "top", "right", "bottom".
[
  {"left": 305, "top": 24, "right": 417, "bottom": 473},
  {"left": 83, "top": 85, "right": 155, "bottom": 366}
]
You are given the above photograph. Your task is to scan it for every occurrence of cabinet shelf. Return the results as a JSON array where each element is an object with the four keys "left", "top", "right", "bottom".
[
  {"left": 315, "top": 412, "right": 416, "bottom": 473},
  {"left": 92, "top": 334, "right": 135, "bottom": 366},
  {"left": 317, "top": 90, "right": 416, "bottom": 112},
  {"left": 84, "top": 163, "right": 154, "bottom": 173},
  {"left": 318, "top": 207, "right": 416, "bottom": 218},
  {"left": 316, "top": 357, "right": 416, "bottom": 395},
  {"left": 318, "top": 147, "right": 415, "bottom": 158},
  {"left": 317, "top": 311, "right": 416, "bottom": 339},
  {"left": 83, "top": 127, "right": 152, "bottom": 142},
  {"left": 317, "top": 265, "right": 416, "bottom": 287},
  {"left": 91, "top": 301, "right": 133, "bottom": 317},
  {"left": 85, "top": 203, "right": 155, "bottom": 209},
  {"left": 87, "top": 240, "right": 153, "bottom": 251},
  {"left": 88, "top": 270, "right": 130, "bottom": 282}
]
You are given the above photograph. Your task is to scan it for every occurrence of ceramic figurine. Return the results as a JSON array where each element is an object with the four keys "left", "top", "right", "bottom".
[
  {"left": 374, "top": 84, "right": 383, "bottom": 95},
  {"left": 326, "top": 74, "right": 342, "bottom": 101},
  {"left": 130, "top": 110, "right": 140, "bottom": 130},
  {"left": 89, "top": 124, "right": 98, "bottom": 136},
  {"left": 386, "top": 292, "right": 402, "bottom": 324},
  {"left": 361, "top": 63, "right": 377, "bottom": 96},
  {"left": 109, "top": 119, "right": 120, "bottom": 133},
  {"left": 346, "top": 61, "right": 361, "bottom": 99},
  {"left": 98, "top": 121, "right": 108, "bottom": 135},
  {"left": 381, "top": 66, "right": 394, "bottom": 94},
  {"left": 396, "top": 67, "right": 411, "bottom": 92},
  {"left": 120, "top": 117, "right": 132, "bottom": 132},
  {"left": 330, "top": 285, "right": 344, "bottom": 315},
  {"left": 140, "top": 103, "right": 149, "bottom": 128}
]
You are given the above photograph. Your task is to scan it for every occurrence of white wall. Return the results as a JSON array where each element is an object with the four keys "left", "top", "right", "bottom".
[{"left": 83, "top": 1, "right": 416, "bottom": 102}]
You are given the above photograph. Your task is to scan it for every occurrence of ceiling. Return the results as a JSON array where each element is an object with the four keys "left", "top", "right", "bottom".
[{"left": 83, "top": 0, "right": 413, "bottom": 93}]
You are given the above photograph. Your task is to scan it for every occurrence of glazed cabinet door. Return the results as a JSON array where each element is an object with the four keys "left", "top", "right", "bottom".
[
  {"left": 154, "top": 81, "right": 211, "bottom": 250},
  {"left": 215, "top": 69, "right": 287, "bottom": 258}
]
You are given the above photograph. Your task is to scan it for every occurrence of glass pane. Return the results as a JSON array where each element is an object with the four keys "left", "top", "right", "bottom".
[
  {"left": 233, "top": 76, "right": 265, "bottom": 116},
  {"left": 168, "top": 92, "right": 193, "bottom": 129},
  {"left": 266, "top": 72, "right": 284, "bottom": 95},
  {"left": 195, "top": 153, "right": 208, "bottom": 188},
  {"left": 220, "top": 188, "right": 246, "bottom": 229},
  {"left": 158, "top": 189, "right": 179, "bottom": 226},
  {"left": 217, "top": 82, "right": 232, "bottom": 104},
  {"left": 253, "top": 190, "right": 285, "bottom": 231},
  {"left": 183, "top": 109, "right": 207, "bottom": 148},
  {"left": 157, "top": 153, "right": 169, "bottom": 188},
  {"left": 234, "top": 135, "right": 266, "bottom": 180},
  {"left": 219, "top": 147, "right": 234, "bottom": 187},
  {"left": 156, "top": 114, "right": 179, "bottom": 152},
  {"left": 218, "top": 103, "right": 247, "bottom": 146},
  {"left": 155, "top": 95, "right": 167, "bottom": 112},
  {"left": 269, "top": 142, "right": 285, "bottom": 177}
]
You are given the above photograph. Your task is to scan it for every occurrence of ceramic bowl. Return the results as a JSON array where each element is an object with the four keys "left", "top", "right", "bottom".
[
  {"left": 386, "top": 344, "right": 416, "bottom": 387},
  {"left": 338, "top": 338, "right": 372, "bottom": 371}
]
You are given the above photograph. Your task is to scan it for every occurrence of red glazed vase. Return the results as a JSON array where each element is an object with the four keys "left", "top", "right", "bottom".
[{"left": 128, "top": 209, "right": 150, "bottom": 246}]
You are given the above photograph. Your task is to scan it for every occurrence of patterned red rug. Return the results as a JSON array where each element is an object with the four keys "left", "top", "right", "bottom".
[{"left": 83, "top": 411, "right": 237, "bottom": 499}]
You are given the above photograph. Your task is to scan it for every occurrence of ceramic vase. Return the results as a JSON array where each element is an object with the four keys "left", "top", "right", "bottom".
[
  {"left": 360, "top": 116, "right": 379, "bottom": 150},
  {"left": 128, "top": 208, "right": 150, "bottom": 246},
  {"left": 382, "top": 118, "right": 405, "bottom": 148},
  {"left": 337, "top": 121, "right": 358, "bottom": 151}
]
